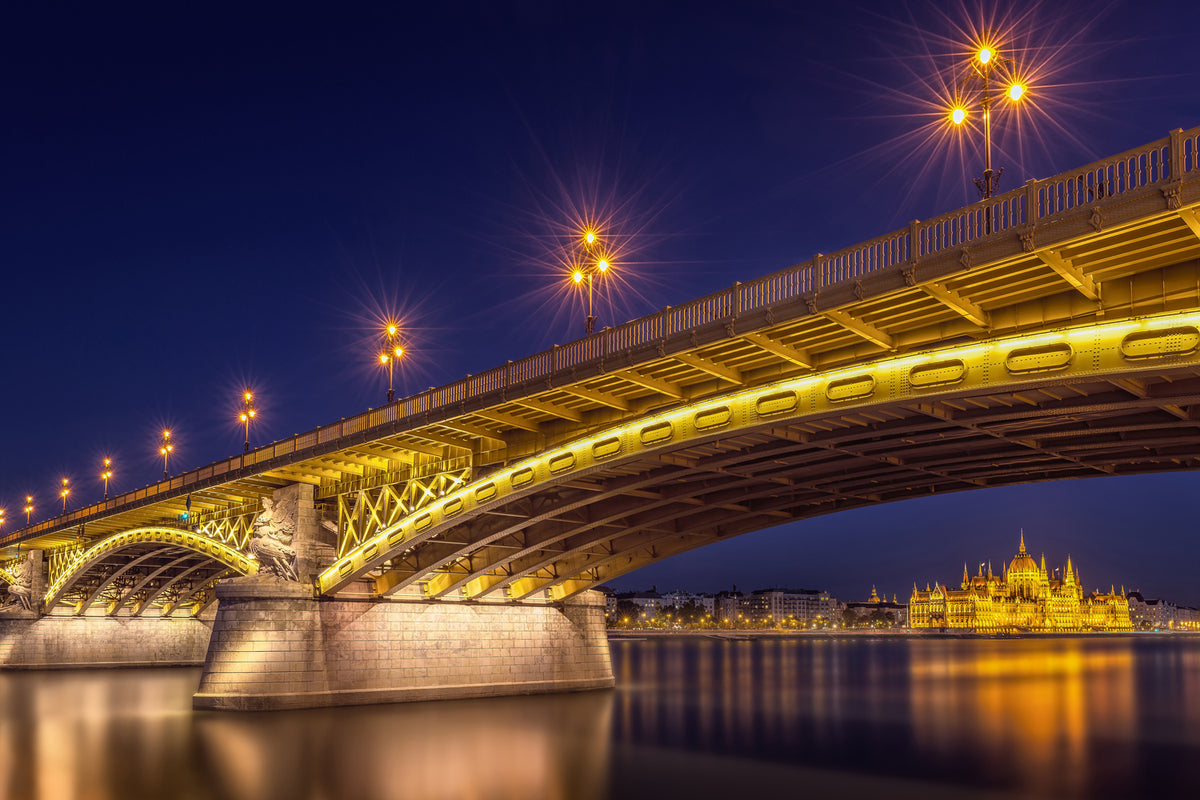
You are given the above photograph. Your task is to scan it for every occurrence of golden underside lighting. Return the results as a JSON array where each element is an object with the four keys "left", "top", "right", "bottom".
[{"left": 318, "top": 309, "right": 1200, "bottom": 599}]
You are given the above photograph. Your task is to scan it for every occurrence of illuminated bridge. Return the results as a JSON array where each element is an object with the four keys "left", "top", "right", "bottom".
[{"left": 3, "top": 126, "right": 1200, "bottom": 708}]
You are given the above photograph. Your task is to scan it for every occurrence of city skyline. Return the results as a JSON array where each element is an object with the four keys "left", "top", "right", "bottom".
[{"left": 4, "top": 2, "right": 1200, "bottom": 604}]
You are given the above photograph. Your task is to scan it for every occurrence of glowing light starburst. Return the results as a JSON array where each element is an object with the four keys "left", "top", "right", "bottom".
[{"left": 833, "top": 0, "right": 1131, "bottom": 217}]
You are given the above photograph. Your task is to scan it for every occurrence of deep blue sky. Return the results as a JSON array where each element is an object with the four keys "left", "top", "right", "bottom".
[{"left": 4, "top": 1, "right": 1200, "bottom": 604}]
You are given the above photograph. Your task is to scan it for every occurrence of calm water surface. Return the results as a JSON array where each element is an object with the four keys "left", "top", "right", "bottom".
[{"left": 1, "top": 635, "right": 1199, "bottom": 800}]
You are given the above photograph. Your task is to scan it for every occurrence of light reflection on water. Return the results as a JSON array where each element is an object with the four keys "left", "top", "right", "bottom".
[
  {"left": 1, "top": 636, "right": 1198, "bottom": 799},
  {"left": 611, "top": 635, "right": 1200, "bottom": 798}
]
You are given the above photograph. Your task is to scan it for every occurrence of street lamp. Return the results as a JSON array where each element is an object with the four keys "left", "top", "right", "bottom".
[
  {"left": 570, "top": 228, "right": 612, "bottom": 336},
  {"left": 101, "top": 457, "right": 113, "bottom": 500},
  {"left": 60, "top": 478, "right": 70, "bottom": 514},
  {"left": 159, "top": 429, "right": 174, "bottom": 479},
  {"left": 379, "top": 323, "right": 405, "bottom": 403},
  {"left": 24, "top": 496, "right": 33, "bottom": 526},
  {"left": 948, "top": 36, "right": 1028, "bottom": 201},
  {"left": 240, "top": 391, "right": 256, "bottom": 453}
]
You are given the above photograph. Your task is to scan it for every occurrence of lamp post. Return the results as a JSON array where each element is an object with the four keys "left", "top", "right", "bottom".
[
  {"left": 101, "top": 457, "right": 113, "bottom": 500},
  {"left": 24, "top": 496, "right": 33, "bottom": 526},
  {"left": 570, "top": 228, "right": 611, "bottom": 336},
  {"left": 60, "top": 478, "right": 70, "bottom": 514},
  {"left": 379, "top": 323, "right": 404, "bottom": 403},
  {"left": 240, "top": 391, "right": 256, "bottom": 453},
  {"left": 949, "top": 37, "right": 1027, "bottom": 202},
  {"left": 160, "top": 429, "right": 173, "bottom": 479}
]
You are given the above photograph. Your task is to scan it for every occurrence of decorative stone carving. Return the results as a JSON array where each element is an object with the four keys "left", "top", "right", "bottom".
[
  {"left": 1020, "top": 231, "right": 1036, "bottom": 253},
  {"left": 959, "top": 247, "right": 972, "bottom": 269},
  {"left": 901, "top": 264, "right": 917, "bottom": 287},
  {"left": 765, "top": 307, "right": 776, "bottom": 325},
  {"left": 689, "top": 330, "right": 698, "bottom": 347},
  {"left": 4, "top": 553, "right": 35, "bottom": 611},
  {"left": 853, "top": 280, "right": 865, "bottom": 301},
  {"left": 1090, "top": 207, "right": 1104, "bottom": 232},
  {"left": 248, "top": 498, "right": 299, "bottom": 581},
  {"left": 804, "top": 293, "right": 819, "bottom": 314},
  {"left": 656, "top": 342, "right": 666, "bottom": 357},
  {"left": 1163, "top": 184, "right": 1182, "bottom": 210},
  {"left": 724, "top": 321, "right": 735, "bottom": 337}
]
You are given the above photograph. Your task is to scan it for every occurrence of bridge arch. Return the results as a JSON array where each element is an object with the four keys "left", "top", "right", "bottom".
[
  {"left": 44, "top": 526, "right": 258, "bottom": 615},
  {"left": 319, "top": 310, "right": 1200, "bottom": 600}
]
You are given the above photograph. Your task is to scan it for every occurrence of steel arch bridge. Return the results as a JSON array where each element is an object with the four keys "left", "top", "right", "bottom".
[
  {"left": 320, "top": 311, "right": 1200, "bottom": 601},
  {"left": 41, "top": 527, "right": 258, "bottom": 616},
  {"left": 4, "top": 126, "right": 1200, "bottom": 613}
]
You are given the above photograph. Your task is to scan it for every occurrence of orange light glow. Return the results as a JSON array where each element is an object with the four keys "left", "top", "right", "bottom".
[
  {"left": 1008, "top": 83, "right": 1025, "bottom": 101},
  {"left": 951, "top": 107, "right": 967, "bottom": 125}
]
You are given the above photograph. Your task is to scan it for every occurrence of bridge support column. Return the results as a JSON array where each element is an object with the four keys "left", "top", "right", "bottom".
[
  {"left": 193, "top": 581, "right": 614, "bottom": 711},
  {"left": 269, "top": 482, "right": 333, "bottom": 582}
]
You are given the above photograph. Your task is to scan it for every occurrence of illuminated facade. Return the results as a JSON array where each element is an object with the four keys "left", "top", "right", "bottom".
[{"left": 909, "top": 533, "right": 1132, "bottom": 632}]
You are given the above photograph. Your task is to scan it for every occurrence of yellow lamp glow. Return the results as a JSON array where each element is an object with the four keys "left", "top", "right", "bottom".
[
  {"left": 978, "top": 46, "right": 993, "bottom": 65},
  {"left": 951, "top": 107, "right": 967, "bottom": 125},
  {"left": 1008, "top": 83, "right": 1025, "bottom": 101},
  {"left": 584, "top": 230, "right": 596, "bottom": 245},
  {"left": 573, "top": 271, "right": 584, "bottom": 284},
  {"left": 597, "top": 259, "right": 609, "bottom": 272}
]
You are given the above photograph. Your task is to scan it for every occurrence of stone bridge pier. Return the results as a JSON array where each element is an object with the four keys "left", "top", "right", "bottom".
[{"left": 193, "top": 483, "right": 614, "bottom": 710}]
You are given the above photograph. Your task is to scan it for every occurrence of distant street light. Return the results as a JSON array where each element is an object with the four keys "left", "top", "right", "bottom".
[
  {"left": 60, "top": 478, "right": 70, "bottom": 513},
  {"left": 24, "top": 496, "right": 33, "bottom": 526},
  {"left": 101, "top": 457, "right": 113, "bottom": 500},
  {"left": 240, "top": 391, "right": 257, "bottom": 453},
  {"left": 159, "top": 429, "right": 174, "bottom": 479},
  {"left": 948, "top": 35, "right": 1028, "bottom": 202},
  {"left": 570, "top": 228, "right": 612, "bottom": 336},
  {"left": 379, "top": 323, "right": 405, "bottom": 403}
]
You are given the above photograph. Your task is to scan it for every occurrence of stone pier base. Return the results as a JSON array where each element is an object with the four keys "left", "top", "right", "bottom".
[
  {"left": 0, "top": 613, "right": 213, "bottom": 668},
  {"left": 192, "top": 579, "right": 614, "bottom": 711}
]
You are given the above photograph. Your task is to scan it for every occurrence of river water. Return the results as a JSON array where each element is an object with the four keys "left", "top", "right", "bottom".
[{"left": 1, "top": 634, "right": 1198, "bottom": 799}]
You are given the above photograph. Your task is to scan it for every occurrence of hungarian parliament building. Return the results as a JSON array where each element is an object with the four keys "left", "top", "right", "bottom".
[{"left": 909, "top": 533, "right": 1133, "bottom": 632}]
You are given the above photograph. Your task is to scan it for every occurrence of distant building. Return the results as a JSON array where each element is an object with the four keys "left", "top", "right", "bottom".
[
  {"left": 744, "top": 588, "right": 838, "bottom": 625},
  {"left": 660, "top": 590, "right": 715, "bottom": 615},
  {"left": 1127, "top": 591, "right": 1200, "bottom": 630},
  {"left": 713, "top": 589, "right": 745, "bottom": 623},
  {"left": 845, "top": 586, "right": 908, "bottom": 627},
  {"left": 909, "top": 532, "right": 1132, "bottom": 632}
]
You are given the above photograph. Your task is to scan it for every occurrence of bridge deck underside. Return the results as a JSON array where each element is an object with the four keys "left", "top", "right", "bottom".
[{"left": 372, "top": 366, "right": 1200, "bottom": 602}]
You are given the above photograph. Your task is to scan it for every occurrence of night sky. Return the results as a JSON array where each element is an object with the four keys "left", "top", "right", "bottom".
[{"left": 4, "top": 1, "right": 1200, "bottom": 605}]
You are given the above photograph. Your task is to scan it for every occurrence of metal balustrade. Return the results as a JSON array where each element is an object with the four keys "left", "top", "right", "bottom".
[{"left": 8, "top": 126, "right": 1198, "bottom": 545}]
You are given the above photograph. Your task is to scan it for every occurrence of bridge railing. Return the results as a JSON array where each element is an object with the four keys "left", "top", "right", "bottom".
[{"left": 8, "top": 126, "right": 1199, "bottom": 546}]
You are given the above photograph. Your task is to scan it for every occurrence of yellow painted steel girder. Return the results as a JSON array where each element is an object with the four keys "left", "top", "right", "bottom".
[
  {"left": 317, "top": 309, "right": 1200, "bottom": 598},
  {"left": 43, "top": 526, "right": 258, "bottom": 609}
]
